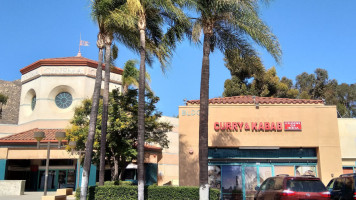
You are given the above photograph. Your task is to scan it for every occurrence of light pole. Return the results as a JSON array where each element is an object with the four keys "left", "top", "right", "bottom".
[{"left": 34, "top": 131, "right": 66, "bottom": 196}]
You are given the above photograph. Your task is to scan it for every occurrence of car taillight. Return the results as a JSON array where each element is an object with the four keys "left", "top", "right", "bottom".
[
  {"left": 320, "top": 191, "right": 330, "bottom": 197},
  {"left": 281, "top": 190, "right": 296, "bottom": 196},
  {"left": 353, "top": 192, "right": 356, "bottom": 199}
]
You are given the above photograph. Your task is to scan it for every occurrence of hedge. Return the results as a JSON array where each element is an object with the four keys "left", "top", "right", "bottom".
[
  {"left": 103, "top": 180, "right": 133, "bottom": 186},
  {"left": 75, "top": 185, "right": 220, "bottom": 200}
]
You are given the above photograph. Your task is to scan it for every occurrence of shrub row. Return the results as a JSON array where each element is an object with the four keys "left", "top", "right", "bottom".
[
  {"left": 76, "top": 185, "right": 220, "bottom": 200},
  {"left": 103, "top": 180, "right": 133, "bottom": 186}
]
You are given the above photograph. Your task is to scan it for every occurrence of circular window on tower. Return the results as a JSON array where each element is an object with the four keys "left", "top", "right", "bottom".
[
  {"left": 55, "top": 92, "right": 73, "bottom": 109},
  {"left": 31, "top": 95, "right": 36, "bottom": 111}
]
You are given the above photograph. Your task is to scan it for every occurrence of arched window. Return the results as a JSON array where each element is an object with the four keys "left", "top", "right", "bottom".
[{"left": 31, "top": 95, "right": 36, "bottom": 110}]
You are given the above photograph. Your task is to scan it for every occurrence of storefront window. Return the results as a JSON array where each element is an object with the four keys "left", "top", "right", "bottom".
[
  {"left": 208, "top": 165, "right": 221, "bottom": 189},
  {"left": 244, "top": 166, "right": 257, "bottom": 200},
  {"left": 259, "top": 167, "right": 272, "bottom": 184},
  {"left": 67, "top": 170, "right": 75, "bottom": 188},
  {"left": 39, "top": 170, "right": 56, "bottom": 190},
  {"left": 295, "top": 166, "right": 316, "bottom": 176},
  {"left": 221, "top": 165, "right": 243, "bottom": 199}
]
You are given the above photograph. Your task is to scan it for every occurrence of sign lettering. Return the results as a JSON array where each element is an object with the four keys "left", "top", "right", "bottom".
[{"left": 213, "top": 121, "right": 299, "bottom": 132}]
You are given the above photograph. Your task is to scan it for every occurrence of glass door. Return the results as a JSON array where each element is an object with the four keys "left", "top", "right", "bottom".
[
  {"left": 38, "top": 170, "right": 56, "bottom": 191},
  {"left": 38, "top": 169, "right": 76, "bottom": 191}
]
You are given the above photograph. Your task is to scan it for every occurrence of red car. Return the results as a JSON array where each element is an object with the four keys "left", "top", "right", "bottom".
[{"left": 255, "top": 175, "right": 330, "bottom": 200}]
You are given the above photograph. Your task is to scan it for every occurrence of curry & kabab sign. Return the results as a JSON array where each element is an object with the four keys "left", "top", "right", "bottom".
[{"left": 213, "top": 121, "right": 302, "bottom": 132}]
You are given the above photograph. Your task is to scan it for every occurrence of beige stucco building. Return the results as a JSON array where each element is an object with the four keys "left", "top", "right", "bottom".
[
  {"left": 1, "top": 56, "right": 123, "bottom": 136},
  {"left": 179, "top": 96, "right": 343, "bottom": 200},
  {"left": 0, "top": 55, "right": 178, "bottom": 191},
  {"left": 338, "top": 118, "right": 356, "bottom": 174}
]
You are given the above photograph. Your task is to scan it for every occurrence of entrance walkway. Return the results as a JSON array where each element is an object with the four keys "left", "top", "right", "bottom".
[{"left": 0, "top": 192, "right": 75, "bottom": 200}]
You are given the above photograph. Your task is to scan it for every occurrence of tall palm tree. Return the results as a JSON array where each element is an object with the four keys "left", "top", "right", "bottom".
[
  {"left": 81, "top": 0, "right": 124, "bottom": 197},
  {"left": 84, "top": 0, "right": 186, "bottom": 197},
  {"left": 0, "top": 93, "right": 8, "bottom": 119},
  {"left": 80, "top": 31, "right": 104, "bottom": 200},
  {"left": 98, "top": 34, "right": 113, "bottom": 186},
  {"left": 119, "top": 1, "right": 190, "bottom": 199},
  {"left": 188, "top": 0, "right": 282, "bottom": 198},
  {"left": 91, "top": 0, "right": 138, "bottom": 189}
]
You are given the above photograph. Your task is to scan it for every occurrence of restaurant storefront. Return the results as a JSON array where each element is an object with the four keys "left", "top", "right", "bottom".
[{"left": 179, "top": 96, "right": 343, "bottom": 200}]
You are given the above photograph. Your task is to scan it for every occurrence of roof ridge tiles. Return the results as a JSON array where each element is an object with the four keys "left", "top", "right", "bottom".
[
  {"left": 0, "top": 128, "right": 64, "bottom": 142},
  {"left": 186, "top": 95, "right": 324, "bottom": 105},
  {"left": 20, "top": 56, "right": 123, "bottom": 75}
]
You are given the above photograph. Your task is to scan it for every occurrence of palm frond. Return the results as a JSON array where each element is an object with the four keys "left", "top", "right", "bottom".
[
  {"left": 192, "top": 20, "right": 202, "bottom": 43},
  {"left": 230, "top": 1, "right": 282, "bottom": 63}
]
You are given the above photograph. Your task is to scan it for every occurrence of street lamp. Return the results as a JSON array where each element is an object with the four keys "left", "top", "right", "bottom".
[{"left": 34, "top": 131, "right": 66, "bottom": 196}]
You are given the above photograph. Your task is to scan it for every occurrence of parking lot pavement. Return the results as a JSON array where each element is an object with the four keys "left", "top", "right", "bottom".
[{"left": 0, "top": 192, "right": 57, "bottom": 200}]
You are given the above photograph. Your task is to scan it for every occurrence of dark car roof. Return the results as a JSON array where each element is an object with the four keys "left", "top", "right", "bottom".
[
  {"left": 340, "top": 173, "right": 356, "bottom": 177},
  {"left": 272, "top": 175, "right": 321, "bottom": 180}
]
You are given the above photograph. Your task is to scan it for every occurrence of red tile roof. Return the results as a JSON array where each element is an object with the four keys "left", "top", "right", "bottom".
[
  {"left": 0, "top": 128, "right": 162, "bottom": 151},
  {"left": 0, "top": 128, "right": 66, "bottom": 144},
  {"left": 20, "top": 56, "right": 123, "bottom": 75},
  {"left": 144, "top": 144, "right": 162, "bottom": 151},
  {"left": 186, "top": 95, "right": 324, "bottom": 105}
]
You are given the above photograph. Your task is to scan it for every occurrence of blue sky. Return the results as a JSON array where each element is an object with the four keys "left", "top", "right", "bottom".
[{"left": 1, "top": 0, "right": 355, "bottom": 117}]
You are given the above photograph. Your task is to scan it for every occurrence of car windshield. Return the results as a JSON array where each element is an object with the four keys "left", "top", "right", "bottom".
[{"left": 286, "top": 179, "right": 326, "bottom": 192}]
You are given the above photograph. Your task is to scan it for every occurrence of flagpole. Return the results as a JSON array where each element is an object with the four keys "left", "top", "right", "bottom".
[
  {"left": 77, "top": 33, "right": 82, "bottom": 57},
  {"left": 79, "top": 33, "right": 81, "bottom": 53}
]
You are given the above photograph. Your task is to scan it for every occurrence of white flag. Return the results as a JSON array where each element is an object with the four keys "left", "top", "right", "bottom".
[{"left": 80, "top": 40, "right": 89, "bottom": 46}]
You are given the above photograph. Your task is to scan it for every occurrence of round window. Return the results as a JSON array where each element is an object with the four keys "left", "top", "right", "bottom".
[
  {"left": 31, "top": 96, "right": 36, "bottom": 111},
  {"left": 55, "top": 92, "right": 73, "bottom": 109}
]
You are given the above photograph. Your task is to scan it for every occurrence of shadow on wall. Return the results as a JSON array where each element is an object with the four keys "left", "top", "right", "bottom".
[
  {"left": 180, "top": 134, "right": 199, "bottom": 186},
  {"left": 210, "top": 131, "right": 240, "bottom": 147}
]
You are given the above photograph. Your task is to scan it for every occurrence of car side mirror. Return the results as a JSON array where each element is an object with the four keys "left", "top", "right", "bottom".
[{"left": 255, "top": 186, "right": 260, "bottom": 191}]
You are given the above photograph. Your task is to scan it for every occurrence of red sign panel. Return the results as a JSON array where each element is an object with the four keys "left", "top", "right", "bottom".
[{"left": 284, "top": 121, "right": 302, "bottom": 131}]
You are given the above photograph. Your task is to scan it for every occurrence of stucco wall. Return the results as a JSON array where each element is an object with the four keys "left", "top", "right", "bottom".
[
  {"left": 338, "top": 118, "right": 356, "bottom": 166},
  {"left": 179, "top": 104, "right": 343, "bottom": 185},
  {"left": 18, "top": 66, "right": 122, "bottom": 125},
  {"left": 157, "top": 116, "right": 179, "bottom": 186}
]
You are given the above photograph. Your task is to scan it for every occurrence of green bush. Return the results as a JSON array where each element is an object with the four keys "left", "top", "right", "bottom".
[
  {"left": 75, "top": 185, "right": 220, "bottom": 200},
  {"left": 147, "top": 186, "right": 220, "bottom": 200},
  {"left": 75, "top": 186, "right": 96, "bottom": 200},
  {"left": 119, "top": 180, "right": 134, "bottom": 186}
]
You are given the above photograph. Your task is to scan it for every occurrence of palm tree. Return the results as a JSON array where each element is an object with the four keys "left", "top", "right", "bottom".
[
  {"left": 0, "top": 93, "right": 8, "bottom": 119},
  {"left": 80, "top": 32, "right": 104, "bottom": 199},
  {"left": 188, "top": 0, "right": 282, "bottom": 198},
  {"left": 122, "top": 59, "right": 151, "bottom": 94},
  {"left": 119, "top": 1, "right": 190, "bottom": 199},
  {"left": 84, "top": 0, "right": 186, "bottom": 197},
  {"left": 98, "top": 36, "right": 113, "bottom": 186},
  {"left": 81, "top": 0, "right": 123, "bottom": 197},
  {"left": 90, "top": 0, "right": 137, "bottom": 189}
]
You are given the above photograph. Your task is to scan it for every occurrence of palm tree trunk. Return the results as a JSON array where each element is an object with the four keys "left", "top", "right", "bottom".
[
  {"left": 199, "top": 28, "right": 212, "bottom": 200},
  {"left": 80, "top": 33, "right": 105, "bottom": 200},
  {"left": 99, "top": 34, "right": 113, "bottom": 186},
  {"left": 137, "top": 15, "right": 146, "bottom": 200},
  {"left": 0, "top": 104, "right": 2, "bottom": 119}
]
